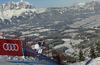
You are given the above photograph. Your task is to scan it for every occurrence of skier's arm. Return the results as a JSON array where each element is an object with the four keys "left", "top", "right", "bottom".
[{"left": 42, "top": 41, "right": 45, "bottom": 46}]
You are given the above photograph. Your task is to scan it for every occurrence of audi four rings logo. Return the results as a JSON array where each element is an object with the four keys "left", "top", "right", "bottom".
[{"left": 3, "top": 43, "right": 19, "bottom": 51}]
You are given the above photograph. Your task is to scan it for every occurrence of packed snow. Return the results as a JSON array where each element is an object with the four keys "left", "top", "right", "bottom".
[
  {"left": 0, "top": 55, "right": 58, "bottom": 65},
  {"left": 0, "top": 54, "right": 100, "bottom": 65},
  {"left": 70, "top": 57, "right": 100, "bottom": 65}
]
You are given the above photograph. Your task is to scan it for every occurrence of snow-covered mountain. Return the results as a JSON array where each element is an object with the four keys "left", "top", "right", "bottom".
[
  {"left": 1, "top": 0, "right": 100, "bottom": 33},
  {"left": 1, "top": 0, "right": 100, "bottom": 20},
  {"left": 1, "top": 0, "right": 35, "bottom": 11},
  {"left": 90, "top": 0, "right": 100, "bottom": 2},
  {"left": 1, "top": 0, "right": 100, "bottom": 36},
  {"left": 72, "top": 1, "right": 99, "bottom": 11},
  {"left": 0, "top": 0, "right": 36, "bottom": 20},
  {"left": 1, "top": 0, "right": 100, "bottom": 64}
]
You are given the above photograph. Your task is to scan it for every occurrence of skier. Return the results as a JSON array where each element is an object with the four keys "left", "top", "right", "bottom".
[{"left": 34, "top": 38, "right": 45, "bottom": 56}]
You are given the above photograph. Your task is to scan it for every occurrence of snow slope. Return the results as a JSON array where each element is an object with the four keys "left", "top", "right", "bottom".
[
  {"left": 70, "top": 57, "right": 100, "bottom": 65},
  {"left": 0, "top": 55, "right": 58, "bottom": 65},
  {"left": 0, "top": 43, "right": 59, "bottom": 65},
  {"left": 0, "top": 53, "right": 99, "bottom": 65}
]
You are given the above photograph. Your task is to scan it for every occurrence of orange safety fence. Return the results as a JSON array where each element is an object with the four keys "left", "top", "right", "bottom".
[{"left": 54, "top": 50, "right": 67, "bottom": 60}]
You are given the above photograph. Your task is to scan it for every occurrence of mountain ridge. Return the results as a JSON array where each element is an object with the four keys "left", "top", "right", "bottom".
[
  {"left": 0, "top": 0, "right": 35, "bottom": 11},
  {"left": 0, "top": 0, "right": 37, "bottom": 20},
  {"left": 1, "top": 0, "right": 100, "bottom": 27},
  {"left": 1, "top": 0, "right": 100, "bottom": 20}
]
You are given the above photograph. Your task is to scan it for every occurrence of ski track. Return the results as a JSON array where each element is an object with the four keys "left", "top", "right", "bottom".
[{"left": 0, "top": 55, "right": 58, "bottom": 65}]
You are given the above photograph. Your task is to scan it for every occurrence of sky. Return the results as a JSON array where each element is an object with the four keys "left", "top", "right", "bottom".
[{"left": 0, "top": 0, "right": 90, "bottom": 8}]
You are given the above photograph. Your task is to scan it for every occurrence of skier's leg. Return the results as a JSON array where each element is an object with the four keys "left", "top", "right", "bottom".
[{"left": 38, "top": 47, "right": 42, "bottom": 56}]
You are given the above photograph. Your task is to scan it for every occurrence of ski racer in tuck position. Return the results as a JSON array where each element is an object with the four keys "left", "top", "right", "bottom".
[{"left": 34, "top": 38, "right": 45, "bottom": 56}]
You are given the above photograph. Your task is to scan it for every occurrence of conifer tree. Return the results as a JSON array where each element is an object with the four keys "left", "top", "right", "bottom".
[
  {"left": 79, "top": 49, "right": 85, "bottom": 61},
  {"left": 90, "top": 46, "right": 96, "bottom": 59},
  {"left": 95, "top": 42, "right": 100, "bottom": 57}
]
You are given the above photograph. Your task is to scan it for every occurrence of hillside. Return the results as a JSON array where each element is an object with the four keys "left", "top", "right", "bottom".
[{"left": 1, "top": 0, "right": 100, "bottom": 64}]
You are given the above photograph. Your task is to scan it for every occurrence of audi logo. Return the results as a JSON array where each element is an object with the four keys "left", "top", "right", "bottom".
[{"left": 3, "top": 43, "right": 19, "bottom": 51}]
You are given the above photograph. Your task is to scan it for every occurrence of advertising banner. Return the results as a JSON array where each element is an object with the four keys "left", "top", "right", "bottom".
[{"left": 0, "top": 39, "right": 23, "bottom": 56}]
